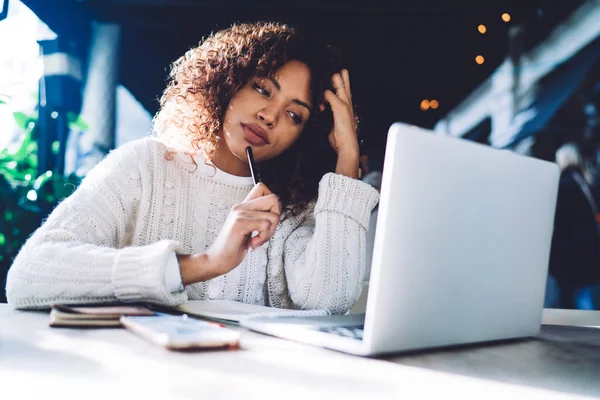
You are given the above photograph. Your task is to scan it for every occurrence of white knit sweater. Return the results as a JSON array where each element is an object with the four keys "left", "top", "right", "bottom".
[{"left": 6, "top": 137, "right": 379, "bottom": 313}]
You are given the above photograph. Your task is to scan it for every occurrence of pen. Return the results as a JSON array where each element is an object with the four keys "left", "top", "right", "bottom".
[{"left": 246, "top": 146, "right": 261, "bottom": 185}]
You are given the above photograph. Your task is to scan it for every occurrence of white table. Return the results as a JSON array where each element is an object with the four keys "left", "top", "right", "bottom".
[{"left": 1, "top": 305, "right": 599, "bottom": 399}]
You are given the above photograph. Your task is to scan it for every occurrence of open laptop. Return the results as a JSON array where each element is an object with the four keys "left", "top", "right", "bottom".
[{"left": 241, "top": 123, "right": 560, "bottom": 356}]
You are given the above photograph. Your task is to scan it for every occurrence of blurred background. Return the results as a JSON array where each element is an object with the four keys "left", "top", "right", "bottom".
[{"left": 1, "top": 0, "right": 599, "bottom": 307}]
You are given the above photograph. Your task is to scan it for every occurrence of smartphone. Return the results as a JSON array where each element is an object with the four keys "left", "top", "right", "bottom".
[{"left": 120, "top": 315, "right": 241, "bottom": 351}]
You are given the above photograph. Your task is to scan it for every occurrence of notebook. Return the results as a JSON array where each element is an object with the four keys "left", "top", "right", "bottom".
[
  {"left": 175, "top": 300, "right": 330, "bottom": 325},
  {"left": 49, "top": 303, "right": 155, "bottom": 327}
]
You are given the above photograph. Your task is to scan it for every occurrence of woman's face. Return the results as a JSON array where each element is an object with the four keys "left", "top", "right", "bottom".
[{"left": 220, "top": 60, "right": 312, "bottom": 162}]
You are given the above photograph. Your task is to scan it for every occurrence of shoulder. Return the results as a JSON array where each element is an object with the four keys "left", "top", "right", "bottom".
[
  {"left": 83, "top": 137, "right": 166, "bottom": 183},
  {"left": 108, "top": 136, "right": 182, "bottom": 171},
  {"left": 116, "top": 136, "right": 169, "bottom": 158},
  {"left": 97, "top": 136, "right": 161, "bottom": 165}
]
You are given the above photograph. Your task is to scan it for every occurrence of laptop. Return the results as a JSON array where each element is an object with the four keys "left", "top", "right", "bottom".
[{"left": 241, "top": 123, "right": 560, "bottom": 356}]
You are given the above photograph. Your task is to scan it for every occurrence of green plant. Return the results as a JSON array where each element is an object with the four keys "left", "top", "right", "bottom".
[{"left": 0, "top": 98, "right": 86, "bottom": 301}]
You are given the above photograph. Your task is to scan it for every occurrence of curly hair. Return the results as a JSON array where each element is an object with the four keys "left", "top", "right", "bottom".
[{"left": 154, "top": 21, "right": 348, "bottom": 218}]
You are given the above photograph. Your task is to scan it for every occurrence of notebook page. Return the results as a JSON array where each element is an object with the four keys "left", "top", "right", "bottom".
[{"left": 175, "top": 300, "right": 329, "bottom": 322}]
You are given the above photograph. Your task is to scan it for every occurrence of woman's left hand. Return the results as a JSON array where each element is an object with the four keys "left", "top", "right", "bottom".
[{"left": 324, "top": 69, "right": 360, "bottom": 178}]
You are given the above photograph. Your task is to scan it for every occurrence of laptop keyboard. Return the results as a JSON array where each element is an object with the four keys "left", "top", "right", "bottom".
[{"left": 316, "top": 325, "right": 364, "bottom": 340}]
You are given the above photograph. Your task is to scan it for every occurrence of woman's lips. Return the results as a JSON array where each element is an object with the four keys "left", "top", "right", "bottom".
[{"left": 242, "top": 123, "right": 269, "bottom": 146}]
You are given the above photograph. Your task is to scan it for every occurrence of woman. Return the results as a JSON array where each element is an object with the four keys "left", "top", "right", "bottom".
[{"left": 6, "top": 22, "right": 379, "bottom": 314}]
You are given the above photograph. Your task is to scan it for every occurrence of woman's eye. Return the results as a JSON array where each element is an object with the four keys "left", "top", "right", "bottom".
[
  {"left": 288, "top": 111, "right": 302, "bottom": 125},
  {"left": 253, "top": 82, "right": 270, "bottom": 97}
]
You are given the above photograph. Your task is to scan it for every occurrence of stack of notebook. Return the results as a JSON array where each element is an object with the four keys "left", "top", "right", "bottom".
[
  {"left": 48, "top": 300, "right": 330, "bottom": 327},
  {"left": 49, "top": 304, "right": 155, "bottom": 327}
]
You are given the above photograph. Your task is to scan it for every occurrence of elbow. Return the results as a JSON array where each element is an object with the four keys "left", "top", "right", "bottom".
[
  {"left": 6, "top": 292, "right": 39, "bottom": 310},
  {"left": 5, "top": 257, "right": 49, "bottom": 310},
  {"left": 327, "top": 296, "right": 358, "bottom": 315},
  {"left": 5, "top": 268, "right": 30, "bottom": 309},
  {"left": 288, "top": 272, "right": 363, "bottom": 315},
  {"left": 6, "top": 283, "right": 54, "bottom": 310},
  {"left": 5, "top": 285, "right": 35, "bottom": 310},
  {"left": 291, "top": 290, "right": 358, "bottom": 316}
]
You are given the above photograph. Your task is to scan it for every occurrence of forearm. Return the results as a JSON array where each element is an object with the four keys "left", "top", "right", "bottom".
[
  {"left": 7, "top": 234, "right": 186, "bottom": 309},
  {"left": 177, "top": 253, "right": 223, "bottom": 286},
  {"left": 7, "top": 238, "right": 118, "bottom": 309},
  {"left": 335, "top": 150, "right": 360, "bottom": 179}
]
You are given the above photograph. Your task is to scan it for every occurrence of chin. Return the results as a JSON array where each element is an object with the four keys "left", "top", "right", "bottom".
[
  {"left": 229, "top": 137, "right": 279, "bottom": 163},
  {"left": 236, "top": 142, "right": 265, "bottom": 160}
]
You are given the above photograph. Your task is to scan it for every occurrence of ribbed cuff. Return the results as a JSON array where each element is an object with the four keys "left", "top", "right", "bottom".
[
  {"left": 113, "top": 240, "right": 187, "bottom": 306},
  {"left": 165, "top": 251, "right": 184, "bottom": 292},
  {"left": 315, "top": 173, "right": 380, "bottom": 229}
]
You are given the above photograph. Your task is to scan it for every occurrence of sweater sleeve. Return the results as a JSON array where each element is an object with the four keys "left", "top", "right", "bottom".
[
  {"left": 5, "top": 139, "right": 187, "bottom": 309},
  {"left": 282, "top": 173, "right": 379, "bottom": 314}
]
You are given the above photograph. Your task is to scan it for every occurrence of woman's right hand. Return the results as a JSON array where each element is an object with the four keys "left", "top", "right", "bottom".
[{"left": 179, "top": 183, "right": 280, "bottom": 285}]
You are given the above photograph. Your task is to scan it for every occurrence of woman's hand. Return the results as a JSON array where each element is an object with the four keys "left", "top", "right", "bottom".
[
  {"left": 324, "top": 69, "right": 360, "bottom": 179},
  {"left": 178, "top": 183, "right": 280, "bottom": 285}
]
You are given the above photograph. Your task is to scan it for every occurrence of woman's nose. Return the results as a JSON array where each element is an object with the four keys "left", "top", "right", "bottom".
[{"left": 257, "top": 107, "right": 278, "bottom": 128}]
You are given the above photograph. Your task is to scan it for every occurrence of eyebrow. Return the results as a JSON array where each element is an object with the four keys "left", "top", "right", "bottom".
[{"left": 267, "top": 76, "right": 312, "bottom": 113}]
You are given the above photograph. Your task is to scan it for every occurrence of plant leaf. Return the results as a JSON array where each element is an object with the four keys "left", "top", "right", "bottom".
[
  {"left": 12, "top": 112, "right": 32, "bottom": 132},
  {"left": 67, "top": 112, "right": 90, "bottom": 131}
]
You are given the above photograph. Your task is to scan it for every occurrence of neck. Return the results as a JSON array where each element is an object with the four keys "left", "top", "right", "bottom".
[{"left": 211, "top": 135, "right": 252, "bottom": 177}]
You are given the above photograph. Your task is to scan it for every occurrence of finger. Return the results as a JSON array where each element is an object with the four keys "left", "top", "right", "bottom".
[
  {"left": 324, "top": 90, "right": 351, "bottom": 114},
  {"left": 235, "top": 211, "right": 280, "bottom": 247},
  {"left": 331, "top": 73, "right": 351, "bottom": 106},
  {"left": 236, "top": 193, "right": 280, "bottom": 215},
  {"left": 251, "top": 210, "right": 279, "bottom": 247},
  {"left": 341, "top": 69, "right": 353, "bottom": 108},
  {"left": 249, "top": 227, "right": 273, "bottom": 248},
  {"left": 324, "top": 90, "right": 355, "bottom": 131},
  {"left": 328, "top": 131, "right": 337, "bottom": 150},
  {"left": 243, "top": 182, "right": 273, "bottom": 202},
  {"left": 245, "top": 222, "right": 272, "bottom": 250},
  {"left": 236, "top": 210, "right": 280, "bottom": 227}
]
